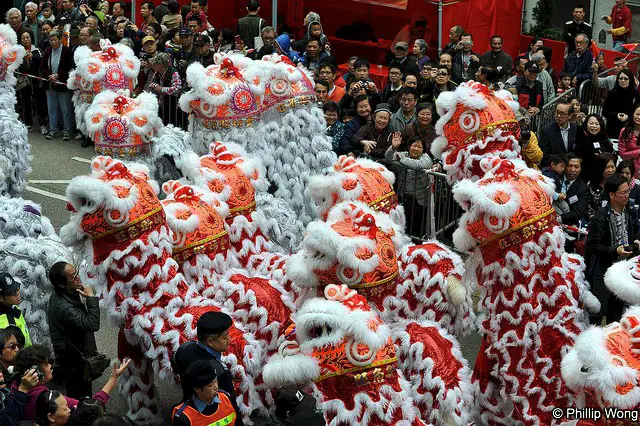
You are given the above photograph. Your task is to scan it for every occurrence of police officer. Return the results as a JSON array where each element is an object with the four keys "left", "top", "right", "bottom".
[
  {"left": 564, "top": 4, "right": 593, "bottom": 54},
  {"left": 0, "top": 273, "right": 31, "bottom": 347},
  {"left": 173, "top": 311, "right": 244, "bottom": 425},
  {"left": 173, "top": 359, "right": 237, "bottom": 425}
]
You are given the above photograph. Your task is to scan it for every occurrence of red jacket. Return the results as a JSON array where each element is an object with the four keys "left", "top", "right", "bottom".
[{"left": 610, "top": 4, "right": 632, "bottom": 41}]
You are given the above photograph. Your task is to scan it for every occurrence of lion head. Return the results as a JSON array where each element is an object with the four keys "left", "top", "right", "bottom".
[
  {"left": 287, "top": 202, "right": 404, "bottom": 310},
  {"left": 432, "top": 81, "right": 521, "bottom": 183}
]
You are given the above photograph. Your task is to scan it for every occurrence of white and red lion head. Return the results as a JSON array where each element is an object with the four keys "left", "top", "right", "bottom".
[{"left": 432, "top": 81, "right": 521, "bottom": 183}]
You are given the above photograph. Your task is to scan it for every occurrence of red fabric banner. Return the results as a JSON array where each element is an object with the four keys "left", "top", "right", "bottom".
[
  {"left": 441, "top": 0, "right": 524, "bottom": 59},
  {"left": 351, "top": 0, "right": 408, "bottom": 10}
]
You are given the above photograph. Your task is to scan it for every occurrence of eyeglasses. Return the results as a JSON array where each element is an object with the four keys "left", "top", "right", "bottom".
[
  {"left": 400, "top": 98, "right": 416, "bottom": 104},
  {"left": 616, "top": 189, "right": 630, "bottom": 196},
  {"left": 3, "top": 342, "right": 19, "bottom": 351},
  {"left": 619, "top": 76, "right": 630, "bottom": 81},
  {"left": 575, "top": 40, "right": 588, "bottom": 45},
  {"left": 389, "top": 71, "right": 402, "bottom": 75},
  {"left": 437, "top": 72, "right": 449, "bottom": 77},
  {"left": 318, "top": 70, "right": 333, "bottom": 76},
  {"left": 555, "top": 111, "right": 570, "bottom": 116}
]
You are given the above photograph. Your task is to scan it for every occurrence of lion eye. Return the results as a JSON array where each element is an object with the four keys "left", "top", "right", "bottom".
[{"left": 580, "top": 365, "right": 589, "bottom": 373}]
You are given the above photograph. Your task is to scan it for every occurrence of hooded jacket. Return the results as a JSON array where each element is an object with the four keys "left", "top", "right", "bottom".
[
  {"left": 275, "top": 34, "right": 300, "bottom": 63},
  {"left": 293, "top": 21, "right": 330, "bottom": 54}
]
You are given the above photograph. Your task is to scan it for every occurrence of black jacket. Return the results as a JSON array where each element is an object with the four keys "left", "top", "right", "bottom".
[
  {"left": 602, "top": 87, "right": 640, "bottom": 139},
  {"left": 0, "top": 389, "right": 28, "bottom": 426},
  {"left": 480, "top": 50, "right": 513, "bottom": 77},
  {"left": 451, "top": 50, "right": 480, "bottom": 84},
  {"left": 561, "top": 177, "right": 590, "bottom": 226},
  {"left": 538, "top": 122, "right": 578, "bottom": 167},
  {"left": 39, "top": 45, "right": 74, "bottom": 92},
  {"left": 575, "top": 130, "right": 614, "bottom": 180},
  {"left": 564, "top": 20, "right": 593, "bottom": 54},
  {"left": 47, "top": 292, "right": 99, "bottom": 370},
  {"left": 514, "top": 78, "right": 545, "bottom": 110},
  {"left": 585, "top": 204, "right": 639, "bottom": 281},
  {"left": 173, "top": 341, "right": 244, "bottom": 426}
]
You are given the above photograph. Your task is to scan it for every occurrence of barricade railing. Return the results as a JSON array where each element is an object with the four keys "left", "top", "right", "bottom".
[
  {"left": 534, "top": 88, "right": 577, "bottom": 135},
  {"left": 578, "top": 57, "right": 640, "bottom": 118},
  {"left": 157, "top": 92, "right": 189, "bottom": 131},
  {"left": 385, "top": 160, "right": 461, "bottom": 243}
]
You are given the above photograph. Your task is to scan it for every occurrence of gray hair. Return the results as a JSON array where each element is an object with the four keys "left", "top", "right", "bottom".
[
  {"left": 261, "top": 26, "right": 275, "bottom": 36},
  {"left": 531, "top": 52, "right": 545, "bottom": 62},
  {"left": 119, "top": 37, "right": 135, "bottom": 49},
  {"left": 25, "top": 2, "right": 38, "bottom": 11},
  {"left": 89, "top": 33, "right": 103, "bottom": 45},
  {"left": 414, "top": 39, "right": 428, "bottom": 51},
  {"left": 149, "top": 51, "right": 170, "bottom": 66},
  {"left": 6, "top": 8, "right": 21, "bottom": 20},
  {"left": 575, "top": 33, "right": 589, "bottom": 42},
  {"left": 48, "top": 30, "right": 61, "bottom": 39}
]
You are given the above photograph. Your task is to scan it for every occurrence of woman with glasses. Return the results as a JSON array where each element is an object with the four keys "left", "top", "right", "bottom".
[
  {"left": 602, "top": 69, "right": 640, "bottom": 139},
  {"left": 11, "top": 344, "right": 130, "bottom": 421},
  {"left": 0, "top": 328, "right": 21, "bottom": 382}
]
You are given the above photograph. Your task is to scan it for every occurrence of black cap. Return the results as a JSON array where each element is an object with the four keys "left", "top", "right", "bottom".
[
  {"left": 274, "top": 386, "right": 318, "bottom": 419},
  {"left": 197, "top": 311, "right": 232, "bottom": 335},
  {"left": 525, "top": 61, "right": 540, "bottom": 72},
  {"left": 194, "top": 34, "right": 211, "bottom": 46},
  {"left": 184, "top": 359, "right": 223, "bottom": 389},
  {"left": 0, "top": 273, "right": 20, "bottom": 296},
  {"left": 179, "top": 27, "right": 193, "bottom": 37}
]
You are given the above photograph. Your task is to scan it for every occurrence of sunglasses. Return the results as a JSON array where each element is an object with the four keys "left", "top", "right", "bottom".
[
  {"left": 437, "top": 72, "right": 449, "bottom": 77},
  {"left": 3, "top": 342, "right": 19, "bottom": 351}
]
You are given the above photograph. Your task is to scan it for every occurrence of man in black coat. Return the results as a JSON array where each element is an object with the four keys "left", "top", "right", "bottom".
[
  {"left": 451, "top": 33, "right": 481, "bottom": 84},
  {"left": 561, "top": 154, "right": 590, "bottom": 226},
  {"left": 47, "top": 262, "right": 100, "bottom": 399},
  {"left": 538, "top": 100, "right": 578, "bottom": 167},
  {"left": 563, "top": 4, "right": 593, "bottom": 54},
  {"left": 173, "top": 311, "right": 244, "bottom": 426},
  {"left": 585, "top": 174, "right": 640, "bottom": 325}
]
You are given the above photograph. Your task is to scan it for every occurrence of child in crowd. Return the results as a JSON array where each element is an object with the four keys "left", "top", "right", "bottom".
[
  {"left": 542, "top": 153, "right": 570, "bottom": 218},
  {"left": 557, "top": 71, "right": 572, "bottom": 95}
]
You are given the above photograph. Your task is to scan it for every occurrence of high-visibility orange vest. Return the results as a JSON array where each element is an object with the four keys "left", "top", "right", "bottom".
[{"left": 172, "top": 392, "right": 236, "bottom": 426}]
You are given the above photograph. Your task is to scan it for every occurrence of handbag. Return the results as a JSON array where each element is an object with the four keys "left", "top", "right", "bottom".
[
  {"left": 15, "top": 74, "right": 29, "bottom": 92},
  {"left": 67, "top": 341, "right": 111, "bottom": 382}
]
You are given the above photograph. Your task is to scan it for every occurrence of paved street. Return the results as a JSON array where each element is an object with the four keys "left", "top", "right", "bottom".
[{"left": 24, "top": 131, "right": 482, "bottom": 422}]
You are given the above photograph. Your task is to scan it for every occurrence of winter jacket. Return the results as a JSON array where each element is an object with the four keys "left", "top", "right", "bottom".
[
  {"left": 337, "top": 115, "right": 370, "bottom": 156},
  {"left": 237, "top": 14, "right": 265, "bottom": 49},
  {"left": 352, "top": 122, "right": 393, "bottom": 159},
  {"left": 11, "top": 382, "right": 109, "bottom": 421},
  {"left": 0, "top": 388, "right": 28, "bottom": 426},
  {"left": 39, "top": 45, "right": 73, "bottom": 92},
  {"left": 47, "top": 291, "right": 99, "bottom": 372},
  {"left": 575, "top": 129, "right": 614, "bottom": 181},
  {"left": 275, "top": 34, "right": 300, "bottom": 64},
  {"left": 618, "top": 130, "right": 640, "bottom": 182},
  {"left": 292, "top": 21, "right": 330, "bottom": 54},
  {"left": 603, "top": 88, "right": 640, "bottom": 138}
]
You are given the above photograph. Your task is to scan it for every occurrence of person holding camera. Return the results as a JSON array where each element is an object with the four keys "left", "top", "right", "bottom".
[
  {"left": 451, "top": 33, "right": 480, "bottom": 84},
  {"left": 47, "top": 262, "right": 102, "bottom": 399},
  {"left": 585, "top": 173, "right": 640, "bottom": 325},
  {"left": 11, "top": 344, "right": 130, "bottom": 422}
]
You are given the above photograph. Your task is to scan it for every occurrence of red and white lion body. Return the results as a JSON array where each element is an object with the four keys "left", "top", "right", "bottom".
[{"left": 433, "top": 82, "right": 598, "bottom": 425}]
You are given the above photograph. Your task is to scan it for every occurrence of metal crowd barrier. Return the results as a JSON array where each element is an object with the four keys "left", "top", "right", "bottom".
[
  {"left": 534, "top": 88, "right": 577, "bottom": 135},
  {"left": 158, "top": 92, "right": 189, "bottom": 131},
  {"left": 387, "top": 161, "right": 461, "bottom": 243}
]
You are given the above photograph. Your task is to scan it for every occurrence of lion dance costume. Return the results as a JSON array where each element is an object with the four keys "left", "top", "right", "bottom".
[{"left": 431, "top": 81, "right": 600, "bottom": 425}]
